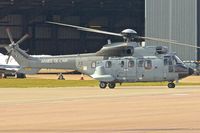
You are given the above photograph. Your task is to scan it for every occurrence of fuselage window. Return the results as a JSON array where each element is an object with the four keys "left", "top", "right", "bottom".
[
  {"left": 91, "top": 61, "right": 96, "bottom": 68},
  {"left": 128, "top": 61, "right": 134, "bottom": 67},
  {"left": 121, "top": 61, "right": 124, "bottom": 67},
  {"left": 106, "top": 61, "right": 112, "bottom": 68},
  {"left": 144, "top": 60, "right": 152, "bottom": 70},
  {"left": 138, "top": 60, "right": 144, "bottom": 67}
]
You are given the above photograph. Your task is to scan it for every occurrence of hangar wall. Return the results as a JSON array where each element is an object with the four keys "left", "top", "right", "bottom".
[
  {"left": 145, "top": 0, "right": 197, "bottom": 61},
  {"left": 0, "top": 0, "right": 144, "bottom": 55}
]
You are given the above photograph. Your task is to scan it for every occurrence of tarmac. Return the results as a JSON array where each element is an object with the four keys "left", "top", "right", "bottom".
[{"left": 0, "top": 86, "right": 200, "bottom": 133}]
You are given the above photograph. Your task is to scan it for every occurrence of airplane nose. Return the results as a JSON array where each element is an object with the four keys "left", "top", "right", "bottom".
[{"left": 188, "top": 67, "right": 194, "bottom": 76}]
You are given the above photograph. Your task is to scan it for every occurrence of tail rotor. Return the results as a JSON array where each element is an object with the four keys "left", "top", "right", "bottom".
[{"left": 5, "top": 28, "right": 29, "bottom": 64}]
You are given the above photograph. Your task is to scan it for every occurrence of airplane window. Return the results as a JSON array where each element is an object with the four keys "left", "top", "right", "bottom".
[
  {"left": 91, "top": 61, "right": 96, "bottom": 68},
  {"left": 106, "top": 61, "right": 112, "bottom": 68},
  {"left": 128, "top": 61, "right": 134, "bottom": 67},
  {"left": 145, "top": 60, "right": 152, "bottom": 70}
]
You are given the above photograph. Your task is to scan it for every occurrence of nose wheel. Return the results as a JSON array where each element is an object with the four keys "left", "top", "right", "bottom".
[{"left": 168, "top": 82, "right": 175, "bottom": 88}]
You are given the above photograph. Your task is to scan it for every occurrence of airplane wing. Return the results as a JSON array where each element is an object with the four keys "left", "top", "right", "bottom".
[
  {"left": 0, "top": 64, "right": 19, "bottom": 74},
  {"left": 0, "top": 68, "right": 16, "bottom": 74}
]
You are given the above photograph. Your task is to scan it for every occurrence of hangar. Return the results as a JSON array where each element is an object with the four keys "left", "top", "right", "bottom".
[
  {"left": 145, "top": 0, "right": 199, "bottom": 61},
  {"left": 1, "top": 0, "right": 198, "bottom": 61},
  {"left": 0, "top": 0, "right": 144, "bottom": 55}
]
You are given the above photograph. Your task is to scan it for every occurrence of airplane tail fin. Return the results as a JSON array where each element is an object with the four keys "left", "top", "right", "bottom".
[{"left": 0, "top": 28, "right": 40, "bottom": 74}]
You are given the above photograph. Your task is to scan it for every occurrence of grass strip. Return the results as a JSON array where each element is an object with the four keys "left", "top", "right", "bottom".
[{"left": 0, "top": 79, "right": 200, "bottom": 88}]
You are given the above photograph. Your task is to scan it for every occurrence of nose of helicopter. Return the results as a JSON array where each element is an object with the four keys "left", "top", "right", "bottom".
[
  {"left": 178, "top": 66, "right": 194, "bottom": 79},
  {"left": 188, "top": 67, "right": 194, "bottom": 75}
]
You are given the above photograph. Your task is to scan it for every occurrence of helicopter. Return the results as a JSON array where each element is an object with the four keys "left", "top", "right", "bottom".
[{"left": 1, "top": 21, "right": 199, "bottom": 89}]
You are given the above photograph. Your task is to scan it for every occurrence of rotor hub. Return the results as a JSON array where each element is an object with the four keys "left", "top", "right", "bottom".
[{"left": 121, "top": 29, "right": 138, "bottom": 41}]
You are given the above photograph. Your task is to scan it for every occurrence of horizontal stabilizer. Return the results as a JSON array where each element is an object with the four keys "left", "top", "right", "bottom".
[{"left": 18, "top": 67, "right": 40, "bottom": 74}]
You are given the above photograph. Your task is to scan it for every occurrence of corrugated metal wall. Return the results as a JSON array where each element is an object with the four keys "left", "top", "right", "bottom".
[{"left": 145, "top": 0, "right": 197, "bottom": 61}]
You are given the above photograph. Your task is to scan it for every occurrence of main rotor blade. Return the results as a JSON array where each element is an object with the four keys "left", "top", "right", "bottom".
[
  {"left": 15, "top": 34, "right": 29, "bottom": 45},
  {"left": 140, "top": 36, "right": 200, "bottom": 49},
  {"left": 6, "top": 28, "right": 14, "bottom": 44},
  {"left": 46, "top": 21, "right": 122, "bottom": 37}
]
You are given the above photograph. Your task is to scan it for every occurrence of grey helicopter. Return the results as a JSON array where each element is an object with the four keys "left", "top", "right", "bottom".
[{"left": 1, "top": 21, "right": 198, "bottom": 89}]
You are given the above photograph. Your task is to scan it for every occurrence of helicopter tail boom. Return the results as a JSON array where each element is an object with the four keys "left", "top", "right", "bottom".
[
  {"left": 0, "top": 28, "right": 41, "bottom": 74},
  {"left": 4, "top": 45, "right": 41, "bottom": 74}
]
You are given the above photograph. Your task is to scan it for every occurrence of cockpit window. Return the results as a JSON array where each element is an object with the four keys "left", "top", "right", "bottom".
[
  {"left": 164, "top": 55, "right": 183, "bottom": 65},
  {"left": 173, "top": 55, "right": 183, "bottom": 64},
  {"left": 164, "top": 56, "right": 173, "bottom": 65},
  {"left": 164, "top": 58, "right": 169, "bottom": 66}
]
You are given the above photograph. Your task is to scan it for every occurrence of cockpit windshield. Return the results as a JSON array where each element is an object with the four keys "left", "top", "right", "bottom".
[{"left": 173, "top": 55, "right": 184, "bottom": 64}]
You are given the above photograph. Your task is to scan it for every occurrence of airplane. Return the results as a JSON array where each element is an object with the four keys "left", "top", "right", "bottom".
[
  {"left": 0, "top": 23, "right": 198, "bottom": 88},
  {"left": 0, "top": 53, "right": 26, "bottom": 78}
]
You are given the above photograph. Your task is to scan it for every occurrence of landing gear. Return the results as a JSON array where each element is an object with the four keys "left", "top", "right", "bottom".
[
  {"left": 99, "top": 82, "right": 107, "bottom": 89},
  {"left": 168, "top": 82, "right": 175, "bottom": 88},
  {"left": 99, "top": 82, "right": 116, "bottom": 89},
  {"left": 108, "top": 82, "right": 116, "bottom": 89}
]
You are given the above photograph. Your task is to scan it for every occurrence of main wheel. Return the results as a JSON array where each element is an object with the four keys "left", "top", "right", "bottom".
[
  {"left": 99, "top": 82, "right": 107, "bottom": 89},
  {"left": 168, "top": 82, "right": 175, "bottom": 88},
  {"left": 108, "top": 82, "right": 116, "bottom": 89}
]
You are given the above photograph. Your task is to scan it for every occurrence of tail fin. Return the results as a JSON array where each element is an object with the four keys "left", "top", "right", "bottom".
[{"left": 1, "top": 28, "right": 40, "bottom": 74}]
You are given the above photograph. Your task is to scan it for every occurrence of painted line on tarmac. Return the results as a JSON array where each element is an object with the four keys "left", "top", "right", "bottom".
[{"left": 171, "top": 93, "right": 189, "bottom": 96}]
